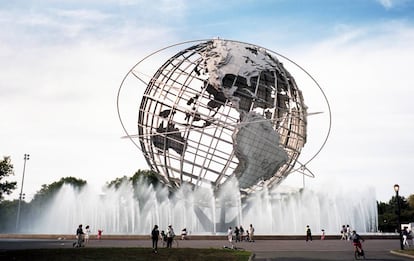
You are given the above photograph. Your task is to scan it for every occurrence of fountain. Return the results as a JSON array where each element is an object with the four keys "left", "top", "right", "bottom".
[{"left": 21, "top": 177, "right": 377, "bottom": 235}]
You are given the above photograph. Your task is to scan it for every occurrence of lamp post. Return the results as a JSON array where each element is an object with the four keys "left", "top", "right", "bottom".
[
  {"left": 394, "top": 184, "right": 404, "bottom": 250},
  {"left": 16, "top": 154, "right": 29, "bottom": 231}
]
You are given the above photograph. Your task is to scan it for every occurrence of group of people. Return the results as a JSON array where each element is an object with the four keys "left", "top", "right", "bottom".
[
  {"left": 73, "top": 224, "right": 92, "bottom": 247},
  {"left": 340, "top": 224, "right": 352, "bottom": 240},
  {"left": 73, "top": 224, "right": 103, "bottom": 247},
  {"left": 226, "top": 224, "right": 255, "bottom": 249},
  {"left": 151, "top": 224, "right": 177, "bottom": 253},
  {"left": 80, "top": 222, "right": 369, "bottom": 256},
  {"left": 150, "top": 223, "right": 256, "bottom": 252}
]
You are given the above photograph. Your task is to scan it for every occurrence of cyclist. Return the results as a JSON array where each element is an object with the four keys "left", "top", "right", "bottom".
[{"left": 350, "top": 230, "right": 365, "bottom": 258}]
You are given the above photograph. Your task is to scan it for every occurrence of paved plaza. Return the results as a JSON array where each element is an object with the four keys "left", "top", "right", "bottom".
[{"left": 0, "top": 237, "right": 413, "bottom": 260}]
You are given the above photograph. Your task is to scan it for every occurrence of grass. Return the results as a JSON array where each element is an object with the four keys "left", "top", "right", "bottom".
[
  {"left": 395, "top": 248, "right": 414, "bottom": 256},
  {"left": 0, "top": 247, "right": 252, "bottom": 261}
]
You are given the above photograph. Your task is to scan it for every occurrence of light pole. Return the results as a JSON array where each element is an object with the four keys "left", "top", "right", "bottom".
[
  {"left": 394, "top": 184, "right": 404, "bottom": 250},
  {"left": 16, "top": 154, "right": 29, "bottom": 231}
]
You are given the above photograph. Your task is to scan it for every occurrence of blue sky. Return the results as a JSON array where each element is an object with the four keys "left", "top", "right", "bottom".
[{"left": 1, "top": 0, "right": 414, "bottom": 202}]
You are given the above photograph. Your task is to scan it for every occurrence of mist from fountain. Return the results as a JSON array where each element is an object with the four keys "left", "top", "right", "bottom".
[{"left": 23, "top": 177, "right": 378, "bottom": 235}]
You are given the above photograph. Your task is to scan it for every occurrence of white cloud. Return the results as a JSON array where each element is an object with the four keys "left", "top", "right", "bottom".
[
  {"left": 282, "top": 20, "right": 414, "bottom": 202},
  {"left": 376, "top": 0, "right": 410, "bottom": 9},
  {"left": 51, "top": 8, "right": 113, "bottom": 21},
  {"left": 377, "top": 0, "right": 394, "bottom": 9}
]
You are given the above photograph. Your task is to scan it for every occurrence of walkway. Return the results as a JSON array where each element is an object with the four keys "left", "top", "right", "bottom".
[{"left": 1, "top": 237, "right": 413, "bottom": 260}]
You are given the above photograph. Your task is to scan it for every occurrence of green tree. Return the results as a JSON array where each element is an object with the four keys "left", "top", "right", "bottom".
[
  {"left": 0, "top": 199, "right": 19, "bottom": 233},
  {"left": 31, "top": 176, "right": 87, "bottom": 203},
  {"left": 377, "top": 194, "right": 414, "bottom": 232},
  {"left": 0, "top": 156, "right": 17, "bottom": 201},
  {"left": 106, "top": 175, "right": 129, "bottom": 189},
  {"left": 106, "top": 170, "right": 162, "bottom": 189},
  {"left": 130, "top": 169, "right": 161, "bottom": 187},
  {"left": 104, "top": 170, "right": 166, "bottom": 211},
  {"left": 378, "top": 201, "right": 397, "bottom": 232}
]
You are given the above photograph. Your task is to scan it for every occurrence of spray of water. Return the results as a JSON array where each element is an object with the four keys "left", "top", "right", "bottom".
[{"left": 24, "top": 177, "right": 377, "bottom": 235}]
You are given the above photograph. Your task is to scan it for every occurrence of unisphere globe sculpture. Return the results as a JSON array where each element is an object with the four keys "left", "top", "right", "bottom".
[{"left": 120, "top": 39, "right": 314, "bottom": 194}]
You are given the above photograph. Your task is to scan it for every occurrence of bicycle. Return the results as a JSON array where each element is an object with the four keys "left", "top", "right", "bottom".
[
  {"left": 353, "top": 241, "right": 365, "bottom": 260},
  {"left": 354, "top": 247, "right": 365, "bottom": 260}
]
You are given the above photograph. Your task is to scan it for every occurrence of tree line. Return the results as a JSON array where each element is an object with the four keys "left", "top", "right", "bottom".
[
  {"left": 378, "top": 194, "right": 414, "bottom": 232},
  {"left": 0, "top": 156, "right": 160, "bottom": 233},
  {"left": 1, "top": 156, "right": 413, "bottom": 233}
]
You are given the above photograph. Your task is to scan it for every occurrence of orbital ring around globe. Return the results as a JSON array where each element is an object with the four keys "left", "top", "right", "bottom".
[{"left": 117, "top": 39, "right": 332, "bottom": 194}]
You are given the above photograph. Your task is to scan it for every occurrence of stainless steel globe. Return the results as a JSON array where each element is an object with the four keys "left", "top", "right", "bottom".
[{"left": 118, "top": 39, "right": 324, "bottom": 194}]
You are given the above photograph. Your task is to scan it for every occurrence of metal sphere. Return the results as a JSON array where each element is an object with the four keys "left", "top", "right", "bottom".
[{"left": 129, "top": 39, "right": 309, "bottom": 194}]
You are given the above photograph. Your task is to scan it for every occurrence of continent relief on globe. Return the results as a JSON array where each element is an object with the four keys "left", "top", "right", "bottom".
[{"left": 204, "top": 40, "right": 290, "bottom": 189}]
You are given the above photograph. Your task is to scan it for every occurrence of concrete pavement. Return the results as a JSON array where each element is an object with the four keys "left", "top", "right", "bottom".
[{"left": 1, "top": 236, "right": 413, "bottom": 260}]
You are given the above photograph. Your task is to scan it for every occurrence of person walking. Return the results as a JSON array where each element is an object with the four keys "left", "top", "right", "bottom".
[
  {"left": 340, "top": 225, "right": 346, "bottom": 240},
  {"left": 403, "top": 227, "right": 410, "bottom": 247},
  {"left": 181, "top": 228, "right": 188, "bottom": 240},
  {"left": 160, "top": 230, "right": 167, "bottom": 246},
  {"left": 166, "top": 224, "right": 175, "bottom": 248},
  {"left": 97, "top": 229, "right": 103, "bottom": 240},
  {"left": 346, "top": 225, "right": 351, "bottom": 241},
  {"left": 249, "top": 224, "right": 255, "bottom": 242},
  {"left": 234, "top": 226, "right": 240, "bottom": 242},
  {"left": 84, "top": 225, "right": 91, "bottom": 244},
  {"left": 73, "top": 224, "right": 84, "bottom": 247},
  {"left": 306, "top": 225, "right": 312, "bottom": 242},
  {"left": 321, "top": 229, "right": 325, "bottom": 240},
  {"left": 239, "top": 225, "right": 245, "bottom": 241},
  {"left": 151, "top": 225, "right": 160, "bottom": 253},
  {"left": 227, "top": 226, "right": 234, "bottom": 249}
]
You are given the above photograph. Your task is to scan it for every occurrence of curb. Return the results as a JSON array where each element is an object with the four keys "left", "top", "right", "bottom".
[{"left": 390, "top": 250, "right": 414, "bottom": 259}]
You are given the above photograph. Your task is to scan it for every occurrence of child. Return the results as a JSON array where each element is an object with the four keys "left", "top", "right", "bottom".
[
  {"left": 160, "top": 230, "right": 167, "bottom": 246},
  {"left": 97, "top": 229, "right": 103, "bottom": 240},
  {"left": 84, "top": 225, "right": 91, "bottom": 244},
  {"left": 181, "top": 228, "right": 188, "bottom": 240}
]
